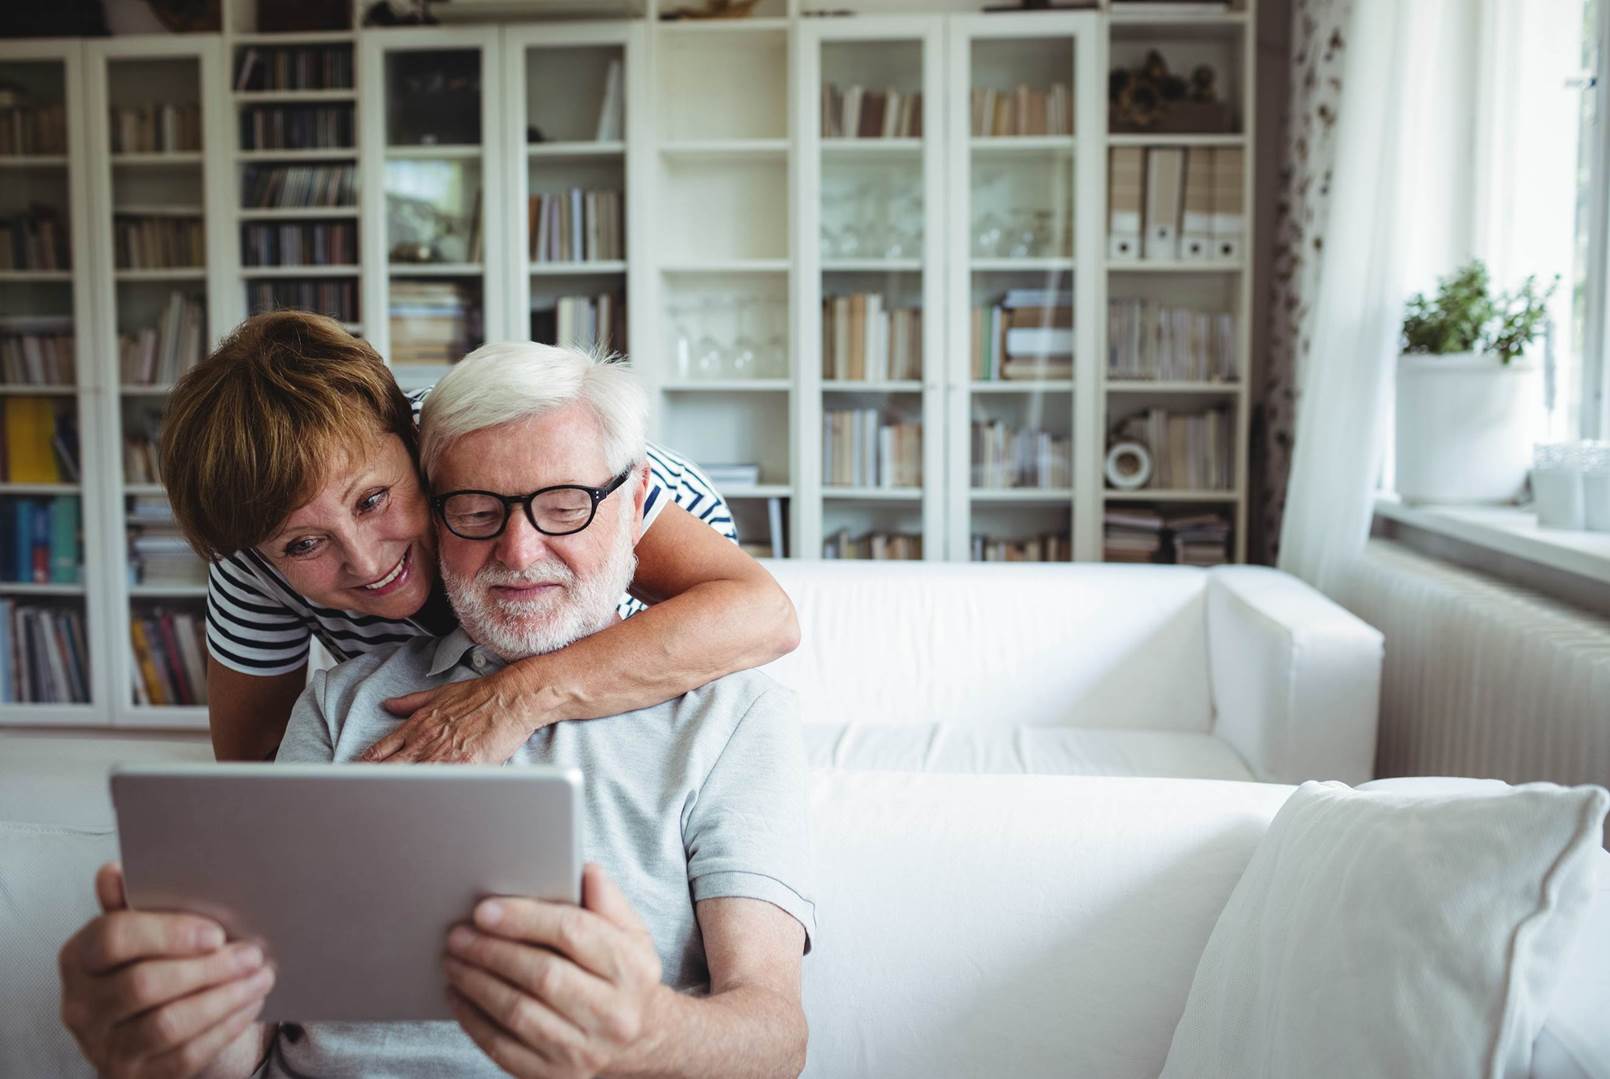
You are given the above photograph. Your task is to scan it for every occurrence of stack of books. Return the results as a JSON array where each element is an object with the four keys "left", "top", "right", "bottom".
[
  {"left": 821, "top": 294, "right": 922, "bottom": 382},
  {"left": 1103, "top": 507, "right": 1164, "bottom": 563},
  {"left": 0, "top": 318, "right": 74, "bottom": 384},
  {"left": 0, "top": 496, "right": 80, "bottom": 584},
  {"left": 822, "top": 409, "right": 922, "bottom": 488},
  {"left": 1108, "top": 299, "right": 1236, "bottom": 382},
  {"left": 239, "top": 105, "right": 354, "bottom": 151},
  {"left": 242, "top": 221, "right": 357, "bottom": 266},
  {"left": 823, "top": 529, "right": 923, "bottom": 561},
  {"left": 0, "top": 206, "right": 68, "bottom": 271},
  {"left": 972, "top": 289, "right": 1073, "bottom": 382},
  {"left": 821, "top": 84, "right": 924, "bottom": 139},
  {"left": 0, "top": 101, "right": 67, "bottom": 156},
  {"left": 234, "top": 46, "right": 354, "bottom": 92},
  {"left": 530, "top": 293, "right": 624, "bottom": 354},
  {"left": 242, "top": 164, "right": 356, "bottom": 209},
  {"left": 0, "top": 601, "right": 90, "bottom": 703},
  {"left": 110, "top": 104, "right": 201, "bottom": 153},
  {"left": 1168, "top": 512, "right": 1231, "bottom": 566},
  {"left": 970, "top": 532, "right": 1071, "bottom": 562},
  {"left": 130, "top": 607, "right": 208, "bottom": 706},
  {"left": 697, "top": 463, "right": 760, "bottom": 489},
  {"left": 970, "top": 84, "right": 1073, "bottom": 137},
  {"left": 971, "top": 419, "right": 1072, "bottom": 490},
  {"left": 247, "top": 280, "right": 358, "bottom": 323},
  {"left": 528, "top": 189, "right": 624, "bottom": 263},
  {"left": 118, "top": 292, "right": 205, "bottom": 386},
  {"left": 0, "top": 397, "right": 78, "bottom": 482},
  {"left": 1110, "top": 406, "right": 1233, "bottom": 490},
  {"left": 389, "top": 281, "right": 478, "bottom": 366},
  {"left": 127, "top": 496, "right": 204, "bottom": 586},
  {"left": 112, "top": 212, "right": 204, "bottom": 270}
]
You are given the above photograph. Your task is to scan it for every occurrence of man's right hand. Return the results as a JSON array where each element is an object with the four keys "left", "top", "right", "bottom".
[{"left": 58, "top": 862, "right": 276, "bottom": 1079}]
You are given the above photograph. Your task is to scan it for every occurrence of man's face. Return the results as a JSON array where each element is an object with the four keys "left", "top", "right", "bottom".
[{"left": 431, "top": 403, "right": 645, "bottom": 660}]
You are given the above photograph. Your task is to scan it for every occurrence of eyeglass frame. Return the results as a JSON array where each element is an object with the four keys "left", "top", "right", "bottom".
[{"left": 430, "top": 466, "right": 634, "bottom": 541}]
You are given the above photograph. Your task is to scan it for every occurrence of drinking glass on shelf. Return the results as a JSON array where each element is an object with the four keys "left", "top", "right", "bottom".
[
  {"left": 730, "top": 298, "right": 760, "bottom": 380},
  {"left": 973, "top": 210, "right": 1005, "bottom": 257},
  {"left": 667, "top": 301, "right": 694, "bottom": 380},
  {"left": 761, "top": 298, "right": 789, "bottom": 378},
  {"left": 692, "top": 296, "right": 727, "bottom": 379}
]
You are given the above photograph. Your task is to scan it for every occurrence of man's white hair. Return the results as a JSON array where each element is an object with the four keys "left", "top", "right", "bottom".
[{"left": 419, "top": 341, "right": 648, "bottom": 481}]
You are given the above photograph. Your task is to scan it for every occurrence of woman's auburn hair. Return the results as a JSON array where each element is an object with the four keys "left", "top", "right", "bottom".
[{"left": 159, "top": 310, "right": 418, "bottom": 561}]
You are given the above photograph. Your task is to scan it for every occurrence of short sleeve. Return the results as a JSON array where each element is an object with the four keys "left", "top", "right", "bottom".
[
  {"left": 274, "top": 672, "right": 335, "bottom": 764},
  {"left": 683, "top": 686, "right": 816, "bottom": 952},
  {"left": 206, "top": 556, "right": 313, "bottom": 677}
]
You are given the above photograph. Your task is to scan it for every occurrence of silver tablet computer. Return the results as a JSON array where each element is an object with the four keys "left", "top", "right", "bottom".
[{"left": 110, "top": 763, "right": 582, "bottom": 1022}]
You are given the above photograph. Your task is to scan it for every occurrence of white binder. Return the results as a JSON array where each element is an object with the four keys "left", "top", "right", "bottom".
[{"left": 1143, "top": 148, "right": 1185, "bottom": 261}]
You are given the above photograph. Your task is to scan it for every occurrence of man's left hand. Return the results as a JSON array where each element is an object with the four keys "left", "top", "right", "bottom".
[
  {"left": 360, "top": 675, "right": 533, "bottom": 763},
  {"left": 444, "top": 863, "right": 665, "bottom": 1079}
]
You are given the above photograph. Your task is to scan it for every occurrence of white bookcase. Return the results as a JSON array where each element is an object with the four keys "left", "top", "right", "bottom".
[{"left": 0, "top": 0, "right": 1255, "bottom": 727}]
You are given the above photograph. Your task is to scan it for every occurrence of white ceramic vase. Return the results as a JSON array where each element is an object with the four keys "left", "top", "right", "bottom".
[{"left": 1394, "top": 352, "right": 1538, "bottom": 504}]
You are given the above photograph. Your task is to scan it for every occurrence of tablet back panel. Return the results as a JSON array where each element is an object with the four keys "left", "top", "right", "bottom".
[{"left": 111, "top": 764, "right": 581, "bottom": 1021}]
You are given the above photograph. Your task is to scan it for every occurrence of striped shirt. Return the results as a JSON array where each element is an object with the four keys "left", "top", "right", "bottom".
[{"left": 207, "top": 426, "right": 736, "bottom": 677}]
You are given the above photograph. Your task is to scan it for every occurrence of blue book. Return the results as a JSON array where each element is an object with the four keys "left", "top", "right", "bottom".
[
  {"left": 0, "top": 501, "right": 13, "bottom": 582},
  {"left": 49, "top": 496, "right": 79, "bottom": 584},
  {"left": 14, "top": 500, "right": 33, "bottom": 583},
  {"left": 0, "top": 598, "right": 11, "bottom": 702},
  {"left": 31, "top": 498, "right": 49, "bottom": 583}
]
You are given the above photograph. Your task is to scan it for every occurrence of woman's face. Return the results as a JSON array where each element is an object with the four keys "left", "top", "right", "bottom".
[{"left": 257, "top": 433, "right": 437, "bottom": 619}]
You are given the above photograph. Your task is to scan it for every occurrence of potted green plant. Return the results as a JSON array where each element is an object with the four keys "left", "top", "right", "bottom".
[{"left": 1396, "top": 261, "right": 1559, "bottom": 504}]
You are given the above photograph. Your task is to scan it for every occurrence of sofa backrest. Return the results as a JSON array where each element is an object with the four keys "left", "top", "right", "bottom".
[{"left": 758, "top": 560, "right": 1215, "bottom": 732}]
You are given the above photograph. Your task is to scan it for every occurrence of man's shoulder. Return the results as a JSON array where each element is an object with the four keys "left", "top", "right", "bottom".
[
  {"left": 671, "top": 669, "right": 797, "bottom": 736},
  {"left": 320, "top": 635, "right": 436, "bottom": 694}
]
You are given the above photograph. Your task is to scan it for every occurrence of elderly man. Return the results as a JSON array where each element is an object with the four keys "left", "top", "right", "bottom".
[{"left": 58, "top": 342, "right": 814, "bottom": 1079}]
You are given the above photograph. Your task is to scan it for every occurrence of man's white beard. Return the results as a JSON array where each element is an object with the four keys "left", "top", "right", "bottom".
[{"left": 441, "top": 515, "right": 638, "bottom": 661}]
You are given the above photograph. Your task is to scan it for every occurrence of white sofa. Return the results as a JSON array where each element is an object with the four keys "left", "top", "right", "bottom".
[{"left": 760, "top": 560, "right": 1384, "bottom": 785}]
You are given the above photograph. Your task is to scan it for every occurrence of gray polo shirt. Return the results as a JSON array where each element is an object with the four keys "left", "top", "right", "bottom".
[{"left": 264, "top": 628, "right": 815, "bottom": 1079}]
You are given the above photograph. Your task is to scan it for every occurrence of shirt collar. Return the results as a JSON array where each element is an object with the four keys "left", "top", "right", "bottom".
[{"left": 428, "top": 628, "right": 482, "bottom": 677}]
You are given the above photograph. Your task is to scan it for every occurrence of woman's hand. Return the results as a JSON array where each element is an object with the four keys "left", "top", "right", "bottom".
[{"left": 360, "top": 672, "right": 542, "bottom": 764}]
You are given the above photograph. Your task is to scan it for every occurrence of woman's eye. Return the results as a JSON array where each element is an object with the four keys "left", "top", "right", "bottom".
[
  {"left": 358, "top": 488, "right": 390, "bottom": 514},
  {"left": 284, "top": 537, "right": 321, "bottom": 559}
]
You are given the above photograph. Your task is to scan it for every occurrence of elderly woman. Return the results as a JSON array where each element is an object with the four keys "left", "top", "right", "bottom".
[{"left": 158, "top": 310, "right": 797, "bottom": 762}]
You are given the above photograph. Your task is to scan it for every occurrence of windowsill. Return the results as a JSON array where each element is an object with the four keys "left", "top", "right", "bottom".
[{"left": 1372, "top": 494, "right": 1610, "bottom": 587}]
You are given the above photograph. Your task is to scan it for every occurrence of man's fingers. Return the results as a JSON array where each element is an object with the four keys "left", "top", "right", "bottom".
[
  {"left": 447, "top": 929, "right": 615, "bottom": 1033},
  {"left": 95, "top": 862, "right": 127, "bottom": 915},
  {"left": 582, "top": 864, "right": 650, "bottom": 936},
  {"left": 97, "top": 942, "right": 266, "bottom": 1026},
  {"left": 76, "top": 912, "right": 227, "bottom": 975},
  {"left": 381, "top": 689, "right": 435, "bottom": 717},
  {"left": 114, "top": 966, "right": 274, "bottom": 1068},
  {"left": 470, "top": 897, "right": 623, "bottom": 982},
  {"left": 446, "top": 962, "right": 579, "bottom": 1069},
  {"left": 358, "top": 727, "right": 407, "bottom": 762}
]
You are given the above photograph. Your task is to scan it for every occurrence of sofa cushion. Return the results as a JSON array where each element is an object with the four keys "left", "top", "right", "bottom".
[
  {"left": 804, "top": 723, "right": 1254, "bottom": 780},
  {"left": 0, "top": 821, "right": 115, "bottom": 1079},
  {"left": 1160, "top": 780, "right": 1610, "bottom": 1079},
  {"left": 760, "top": 560, "right": 1215, "bottom": 733}
]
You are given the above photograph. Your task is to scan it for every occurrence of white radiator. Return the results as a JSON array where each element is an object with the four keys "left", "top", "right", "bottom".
[{"left": 1343, "top": 540, "right": 1610, "bottom": 800}]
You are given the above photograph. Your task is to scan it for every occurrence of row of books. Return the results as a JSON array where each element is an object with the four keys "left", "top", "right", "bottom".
[
  {"left": 1, "top": 206, "right": 69, "bottom": 271},
  {"left": 531, "top": 293, "right": 625, "bottom": 354},
  {"left": 1, "top": 398, "right": 78, "bottom": 483},
  {"left": 243, "top": 164, "right": 356, "bottom": 208},
  {"left": 822, "top": 529, "right": 923, "bottom": 561},
  {"left": 1110, "top": 406, "right": 1234, "bottom": 490},
  {"left": 1108, "top": 300, "right": 1237, "bottom": 383},
  {"left": 389, "top": 281, "right": 479, "bottom": 366},
  {"left": 1, "top": 496, "right": 79, "bottom": 584},
  {"left": 1109, "top": 147, "right": 1244, "bottom": 261},
  {"left": 110, "top": 104, "right": 201, "bottom": 154},
  {"left": 242, "top": 221, "right": 357, "bottom": 267},
  {"left": 248, "top": 280, "right": 358, "bottom": 323},
  {"left": 0, "top": 601, "right": 90, "bottom": 704},
  {"left": 113, "top": 214, "right": 204, "bottom": 270},
  {"left": 821, "top": 85, "right": 924, "bottom": 139},
  {"left": 528, "top": 190, "right": 624, "bottom": 264},
  {"left": 971, "top": 288, "right": 1074, "bottom": 382},
  {"left": 119, "top": 292, "right": 206, "bottom": 386},
  {"left": 971, "top": 531, "right": 1072, "bottom": 562},
  {"left": 234, "top": 46, "right": 355, "bottom": 92},
  {"left": 239, "top": 105, "right": 354, "bottom": 151},
  {"left": 1103, "top": 507, "right": 1231, "bottom": 566},
  {"left": 129, "top": 517, "right": 205, "bottom": 586},
  {"left": 0, "top": 103, "right": 67, "bottom": 156},
  {"left": 971, "top": 420, "right": 1073, "bottom": 490},
  {"left": 971, "top": 84, "right": 1073, "bottom": 137},
  {"left": 131, "top": 607, "right": 208, "bottom": 706},
  {"left": 822, "top": 409, "right": 922, "bottom": 488},
  {"left": 0, "top": 319, "right": 74, "bottom": 385},
  {"left": 124, "top": 433, "right": 160, "bottom": 485},
  {"left": 821, "top": 295, "right": 923, "bottom": 383}
]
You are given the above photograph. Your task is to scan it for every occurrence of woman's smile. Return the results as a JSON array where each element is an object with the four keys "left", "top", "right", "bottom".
[{"left": 357, "top": 546, "right": 414, "bottom": 597}]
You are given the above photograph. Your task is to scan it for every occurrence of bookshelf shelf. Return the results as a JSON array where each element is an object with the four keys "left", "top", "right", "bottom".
[
  {"left": 529, "top": 261, "right": 627, "bottom": 276},
  {"left": 0, "top": 582, "right": 87, "bottom": 596},
  {"left": 1106, "top": 380, "right": 1240, "bottom": 393},
  {"left": 231, "top": 31, "right": 356, "bottom": 45},
  {"left": 114, "top": 268, "right": 207, "bottom": 282},
  {"left": 388, "top": 263, "right": 484, "bottom": 277},
  {"left": 970, "top": 381, "right": 1075, "bottom": 393},
  {"left": 1107, "top": 134, "right": 1246, "bottom": 148},
  {"left": 240, "top": 264, "right": 360, "bottom": 278},
  {"left": 383, "top": 145, "right": 481, "bottom": 160},
  {"left": 1108, "top": 259, "right": 1246, "bottom": 272},
  {"left": 662, "top": 260, "right": 790, "bottom": 274},
  {"left": 660, "top": 139, "right": 789, "bottom": 160},
  {"left": 821, "top": 138, "right": 922, "bottom": 157},
  {"left": 822, "top": 381, "right": 926, "bottom": 393},
  {"left": 1104, "top": 489, "right": 1242, "bottom": 503},
  {"left": 722, "top": 485, "right": 794, "bottom": 499},
  {"left": 128, "top": 583, "right": 209, "bottom": 597},
  {"left": 823, "top": 259, "right": 923, "bottom": 273},
  {"left": 123, "top": 484, "right": 166, "bottom": 496},
  {"left": 237, "top": 148, "right": 356, "bottom": 161},
  {"left": 823, "top": 487, "right": 925, "bottom": 502},
  {"left": 657, "top": 18, "right": 792, "bottom": 35},
  {"left": 0, "top": 271, "right": 72, "bottom": 282},
  {"left": 528, "top": 141, "right": 625, "bottom": 159},
  {"left": 113, "top": 204, "right": 205, "bottom": 216},
  {"left": 0, "top": 384, "right": 78, "bottom": 395},
  {"left": 972, "top": 258, "right": 1076, "bottom": 273},
  {"left": 970, "top": 136, "right": 1077, "bottom": 154},
  {"left": 970, "top": 489, "right": 1075, "bottom": 503},
  {"left": 232, "top": 89, "right": 356, "bottom": 103},
  {"left": 236, "top": 206, "right": 359, "bottom": 220},
  {"left": 120, "top": 385, "right": 177, "bottom": 397},
  {"left": 111, "top": 152, "right": 204, "bottom": 166},
  {"left": 0, "top": 482, "right": 81, "bottom": 494},
  {"left": 0, "top": 155, "right": 68, "bottom": 168},
  {"left": 662, "top": 380, "right": 791, "bottom": 392}
]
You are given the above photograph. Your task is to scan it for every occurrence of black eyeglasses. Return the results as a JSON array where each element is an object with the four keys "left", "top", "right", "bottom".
[{"left": 431, "top": 467, "right": 632, "bottom": 540}]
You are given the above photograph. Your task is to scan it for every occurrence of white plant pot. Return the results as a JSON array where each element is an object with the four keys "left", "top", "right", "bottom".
[{"left": 1395, "top": 352, "right": 1538, "bottom": 504}]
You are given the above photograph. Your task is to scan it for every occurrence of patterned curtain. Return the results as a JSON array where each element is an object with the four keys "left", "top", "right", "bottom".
[{"left": 1254, "top": 0, "right": 1353, "bottom": 564}]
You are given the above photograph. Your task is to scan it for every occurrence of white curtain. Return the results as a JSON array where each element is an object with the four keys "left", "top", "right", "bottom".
[{"left": 1275, "top": 0, "right": 1581, "bottom": 594}]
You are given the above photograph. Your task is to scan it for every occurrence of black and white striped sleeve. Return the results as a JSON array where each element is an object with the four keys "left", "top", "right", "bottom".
[{"left": 206, "top": 555, "right": 313, "bottom": 677}]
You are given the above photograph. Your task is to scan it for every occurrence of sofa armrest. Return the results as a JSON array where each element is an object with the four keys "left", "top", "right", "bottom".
[{"left": 1205, "top": 566, "right": 1384, "bottom": 785}]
